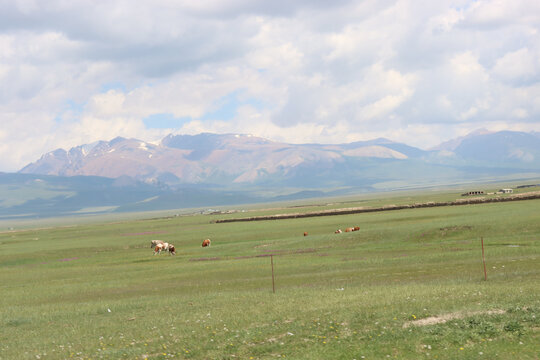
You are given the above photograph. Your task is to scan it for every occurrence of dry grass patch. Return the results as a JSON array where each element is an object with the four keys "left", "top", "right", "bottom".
[{"left": 403, "top": 309, "right": 506, "bottom": 328}]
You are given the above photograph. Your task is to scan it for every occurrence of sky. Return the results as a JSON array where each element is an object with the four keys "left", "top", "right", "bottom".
[{"left": 1, "top": 0, "right": 540, "bottom": 172}]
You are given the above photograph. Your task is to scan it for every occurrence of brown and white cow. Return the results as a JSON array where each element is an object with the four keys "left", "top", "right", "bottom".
[
  {"left": 202, "top": 239, "right": 211, "bottom": 247},
  {"left": 153, "top": 243, "right": 164, "bottom": 255},
  {"left": 345, "top": 227, "right": 354, "bottom": 232},
  {"left": 335, "top": 229, "right": 343, "bottom": 234},
  {"left": 153, "top": 242, "right": 176, "bottom": 255}
]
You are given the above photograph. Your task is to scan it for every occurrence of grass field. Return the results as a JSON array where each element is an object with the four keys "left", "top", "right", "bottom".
[{"left": 1, "top": 192, "right": 539, "bottom": 359}]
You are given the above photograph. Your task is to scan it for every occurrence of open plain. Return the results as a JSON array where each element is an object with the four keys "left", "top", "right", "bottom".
[{"left": 1, "top": 189, "right": 539, "bottom": 359}]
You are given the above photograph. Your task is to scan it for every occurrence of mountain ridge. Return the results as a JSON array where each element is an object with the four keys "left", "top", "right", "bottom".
[
  {"left": 19, "top": 129, "right": 540, "bottom": 185},
  {"left": 20, "top": 133, "right": 423, "bottom": 185},
  {"left": 18, "top": 130, "right": 540, "bottom": 189},
  {"left": 4, "top": 129, "right": 540, "bottom": 220}
]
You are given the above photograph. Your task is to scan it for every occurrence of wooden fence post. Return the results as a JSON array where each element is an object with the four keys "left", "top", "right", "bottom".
[
  {"left": 481, "top": 237, "right": 487, "bottom": 281},
  {"left": 271, "top": 255, "right": 275, "bottom": 293}
]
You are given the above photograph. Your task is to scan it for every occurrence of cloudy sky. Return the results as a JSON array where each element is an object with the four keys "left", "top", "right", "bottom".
[{"left": 1, "top": 0, "right": 539, "bottom": 171}]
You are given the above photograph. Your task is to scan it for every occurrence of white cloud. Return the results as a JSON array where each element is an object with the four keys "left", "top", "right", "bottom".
[
  {"left": 463, "top": 0, "right": 540, "bottom": 28},
  {"left": 511, "top": 108, "right": 528, "bottom": 119},
  {"left": 427, "top": 8, "right": 464, "bottom": 34},
  {"left": 0, "top": 0, "right": 540, "bottom": 171},
  {"left": 492, "top": 47, "right": 540, "bottom": 84}
]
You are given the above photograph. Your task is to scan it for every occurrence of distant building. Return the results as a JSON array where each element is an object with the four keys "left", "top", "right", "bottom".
[
  {"left": 461, "top": 191, "right": 485, "bottom": 196},
  {"left": 499, "top": 188, "right": 513, "bottom": 194}
]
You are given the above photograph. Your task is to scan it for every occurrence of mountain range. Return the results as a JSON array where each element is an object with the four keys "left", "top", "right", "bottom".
[
  {"left": 3, "top": 130, "right": 540, "bottom": 220},
  {"left": 18, "top": 133, "right": 421, "bottom": 186},
  {"left": 20, "top": 130, "right": 540, "bottom": 186}
]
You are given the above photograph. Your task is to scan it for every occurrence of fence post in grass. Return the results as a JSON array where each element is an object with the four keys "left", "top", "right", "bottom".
[
  {"left": 481, "top": 237, "right": 487, "bottom": 281},
  {"left": 271, "top": 254, "right": 275, "bottom": 294}
]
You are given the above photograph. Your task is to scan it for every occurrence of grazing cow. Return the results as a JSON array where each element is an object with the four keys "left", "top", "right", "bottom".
[
  {"left": 202, "top": 239, "right": 211, "bottom": 247},
  {"left": 353, "top": 226, "right": 360, "bottom": 231},
  {"left": 153, "top": 242, "right": 176, "bottom": 255},
  {"left": 153, "top": 243, "right": 165, "bottom": 255},
  {"left": 345, "top": 227, "right": 354, "bottom": 232},
  {"left": 303, "top": 232, "right": 308, "bottom": 236},
  {"left": 335, "top": 229, "right": 343, "bottom": 234},
  {"left": 150, "top": 240, "right": 164, "bottom": 248}
]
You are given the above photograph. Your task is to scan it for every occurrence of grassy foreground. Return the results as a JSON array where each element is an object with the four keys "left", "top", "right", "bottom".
[{"left": 0, "top": 196, "right": 539, "bottom": 359}]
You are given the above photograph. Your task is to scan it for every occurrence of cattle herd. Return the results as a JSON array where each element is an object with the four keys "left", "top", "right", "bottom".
[
  {"left": 305, "top": 226, "right": 360, "bottom": 236},
  {"left": 150, "top": 226, "right": 359, "bottom": 256},
  {"left": 334, "top": 226, "right": 360, "bottom": 234},
  {"left": 150, "top": 238, "right": 212, "bottom": 255}
]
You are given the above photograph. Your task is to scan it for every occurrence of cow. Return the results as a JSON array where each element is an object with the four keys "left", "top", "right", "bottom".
[
  {"left": 153, "top": 242, "right": 176, "bottom": 255},
  {"left": 202, "top": 239, "right": 211, "bottom": 247},
  {"left": 335, "top": 229, "right": 343, "bottom": 234},
  {"left": 153, "top": 243, "right": 164, "bottom": 255},
  {"left": 150, "top": 240, "right": 164, "bottom": 248},
  {"left": 353, "top": 226, "right": 360, "bottom": 231},
  {"left": 303, "top": 232, "right": 308, "bottom": 236},
  {"left": 345, "top": 227, "right": 354, "bottom": 232}
]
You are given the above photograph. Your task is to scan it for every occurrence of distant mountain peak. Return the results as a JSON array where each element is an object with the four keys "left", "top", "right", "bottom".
[
  {"left": 110, "top": 136, "right": 127, "bottom": 145},
  {"left": 453, "top": 130, "right": 540, "bottom": 163},
  {"left": 430, "top": 128, "right": 493, "bottom": 151}
]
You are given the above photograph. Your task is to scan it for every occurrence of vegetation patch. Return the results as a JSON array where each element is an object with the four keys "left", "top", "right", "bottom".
[{"left": 1, "top": 193, "right": 538, "bottom": 359}]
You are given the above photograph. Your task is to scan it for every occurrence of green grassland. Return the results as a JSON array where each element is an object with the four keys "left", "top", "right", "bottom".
[{"left": 0, "top": 194, "right": 539, "bottom": 359}]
